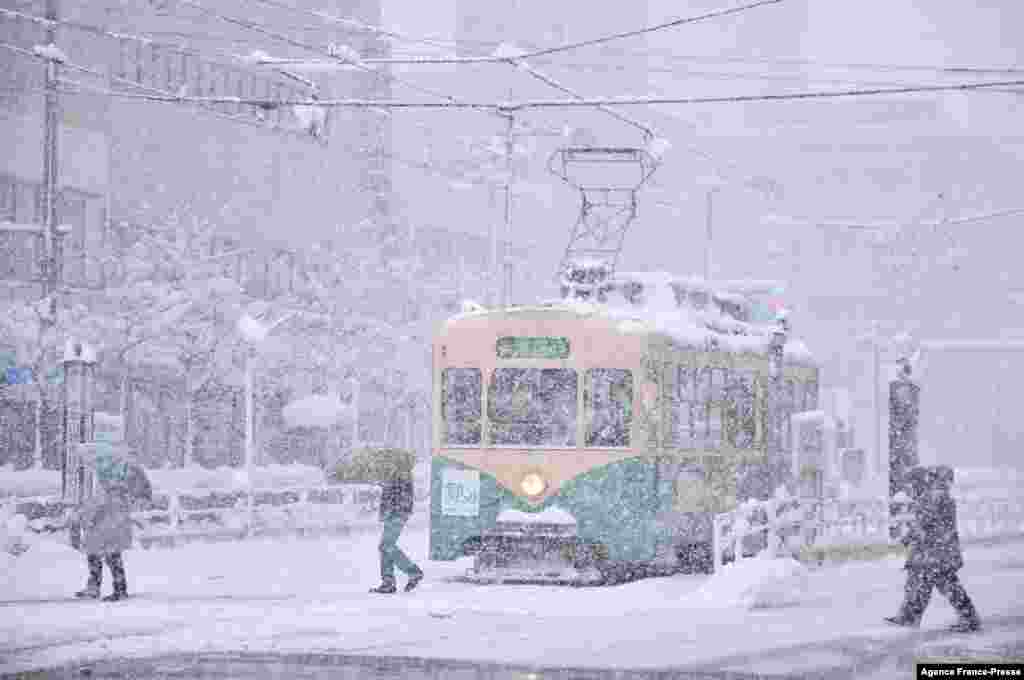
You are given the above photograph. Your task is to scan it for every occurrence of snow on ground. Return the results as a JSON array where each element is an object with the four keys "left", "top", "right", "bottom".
[{"left": 2, "top": 527, "right": 1023, "bottom": 675}]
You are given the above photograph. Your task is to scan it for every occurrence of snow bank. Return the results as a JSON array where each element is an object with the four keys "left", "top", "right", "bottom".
[
  {"left": 690, "top": 555, "right": 810, "bottom": 610},
  {"left": 497, "top": 506, "right": 576, "bottom": 526},
  {"left": 792, "top": 410, "right": 826, "bottom": 424},
  {"left": 147, "top": 464, "right": 326, "bottom": 491},
  {"left": 0, "top": 466, "right": 61, "bottom": 498},
  {"left": 1, "top": 463, "right": 329, "bottom": 499},
  {"left": 282, "top": 392, "right": 351, "bottom": 429}
]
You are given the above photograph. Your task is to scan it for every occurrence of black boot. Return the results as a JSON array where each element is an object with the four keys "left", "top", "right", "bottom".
[
  {"left": 404, "top": 572, "right": 423, "bottom": 593},
  {"left": 78, "top": 555, "right": 102, "bottom": 598},
  {"left": 369, "top": 582, "right": 397, "bottom": 594},
  {"left": 75, "top": 585, "right": 100, "bottom": 599},
  {"left": 102, "top": 553, "right": 128, "bottom": 601},
  {"left": 948, "top": 615, "right": 982, "bottom": 633},
  {"left": 884, "top": 616, "right": 919, "bottom": 628}
]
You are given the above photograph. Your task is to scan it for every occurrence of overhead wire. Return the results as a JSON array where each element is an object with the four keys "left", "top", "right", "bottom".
[
  {"left": 508, "top": 58, "right": 656, "bottom": 140},
  {"left": 537, "top": 58, "right": 1024, "bottom": 95},
  {"left": 48, "top": 77, "right": 1024, "bottom": 109},
  {"left": 167, "top": 0, "right": 502, "bottom": 121},
  {"left": 245, "top": 0, "right": 787, "bottom": 66},
  {"left": 0, "top": 6, "right": 319, "bottom": 92},
  {"left": 552, "top": 45, "right": 1024, "bottom": 78},
  {"left": 0, "top": 40, "right": 326, "bottom": 137},
  {"left": 241, "top": 0, "right": 460, "bottom": 52}
]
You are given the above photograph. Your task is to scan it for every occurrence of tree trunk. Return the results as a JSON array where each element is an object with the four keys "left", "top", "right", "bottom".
[
  {"left": 33, "top": 393, "right": 43, "bottom": 470},
  {"left": 120, "top": 373, "right": 133, "bottom": 444},
  {"left": 184, "top": 370, "right": 195, "bottom": 469}
]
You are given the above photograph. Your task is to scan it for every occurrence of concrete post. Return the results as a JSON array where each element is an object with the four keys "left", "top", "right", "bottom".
[{"left": 62, "top": 341, "right": 96, "bottom": 501}]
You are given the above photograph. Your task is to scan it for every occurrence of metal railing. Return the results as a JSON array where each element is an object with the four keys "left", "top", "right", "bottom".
[{"left": 712, "top": 489, "right": 1024, "bottom": 572}]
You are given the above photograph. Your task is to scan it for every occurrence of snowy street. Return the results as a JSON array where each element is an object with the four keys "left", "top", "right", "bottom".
[{"left": 3, "top": 529, "right": 1023, "bottom": 678}]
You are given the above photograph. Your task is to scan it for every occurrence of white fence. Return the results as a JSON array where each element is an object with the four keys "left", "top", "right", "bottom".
[
  {"left": 5, "top": 484, "right": 431, "bottom": 549},
  {"left": 712, "top": 489, "right": 1024, "bottom": 572}
]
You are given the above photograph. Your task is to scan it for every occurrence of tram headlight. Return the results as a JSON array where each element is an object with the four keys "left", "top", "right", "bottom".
[{"left": 520, "top": 472, "right": 546, "bottom": 498}]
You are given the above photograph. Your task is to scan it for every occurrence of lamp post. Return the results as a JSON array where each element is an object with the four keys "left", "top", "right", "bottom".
[
  {"left": 704, "top": 187, "right": 718, "bottom": 282},
  {"left": 61, "top": 340, "right": 96, "bottom": 502},
  {"left": 237, "top": 310, "right": 295, "bottom": 475}
]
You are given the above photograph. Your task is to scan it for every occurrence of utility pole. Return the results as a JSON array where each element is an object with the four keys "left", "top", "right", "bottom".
[
  {"left": 487, "top": 185, "right": 498, "bottom": 308},
  {"left": 40, "top": 0, "right": 61, "bottom": 310},
  {"left": 871, "top": 320, "right": 882, "bottom": 489},
  {"left": 502, "top": 111, "right": 514, "bottom": 308},
  {"left": 704, "top": 188, "right": 716, "bottom": 282}
]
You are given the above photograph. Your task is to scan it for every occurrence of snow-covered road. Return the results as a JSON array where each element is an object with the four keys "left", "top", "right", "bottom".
[{"left": 2, "top": 529, "right": 1023, "bottom": 677}]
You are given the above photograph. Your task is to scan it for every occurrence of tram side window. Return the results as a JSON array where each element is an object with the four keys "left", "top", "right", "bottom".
[
  {"left": 725, "top": 371, "right": 757, "bottom": 449},
  {"left": 442, "top": 368, "right": 482, "bottom": 446},
  {"left": 694, "top": 367, "right": 727, "bottom": 449},
  {"left": 804, "top": 380, "right": 819, "bottom": 411},
  {"left": 782, "top": 378, "right": 797, "bottom": 452},
  {"left": 488, "top": 368, "right": 578, "bottom": 446},
  {"left": 586, "top": 369, "right": 633, "bottom": 447},
  {"left": 670, "top": 366, "right": 697, "bottom": 448}
]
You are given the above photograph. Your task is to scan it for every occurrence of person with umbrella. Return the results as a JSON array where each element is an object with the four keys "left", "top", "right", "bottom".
[
  {"left": 331, "top": 447, "right": 423, "bottom": 593},
  {"left": 70, "top": 444, "right": 153, "bottom": 601}
]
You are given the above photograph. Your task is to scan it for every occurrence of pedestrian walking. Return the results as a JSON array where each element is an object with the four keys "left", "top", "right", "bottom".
[
  {"left": 885, "top": 465, "right": 981, "bottom": 632},
  {"left": 369, "top": 450, "right": 423, "bottom": 594},
  {"left": 71, "top": 446, "right": 153, "bottom": 601}
]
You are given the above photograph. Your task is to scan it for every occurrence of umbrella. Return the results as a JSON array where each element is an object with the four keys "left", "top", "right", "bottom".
[
  {"left": 76, "top": 442, "right": 151, "bottom": 500},
  {"left": 282, "top": 392, "right": 352, "bottom": 429},
  {"left": 331, "top": 447, "right": 415, "bottom": 484}
]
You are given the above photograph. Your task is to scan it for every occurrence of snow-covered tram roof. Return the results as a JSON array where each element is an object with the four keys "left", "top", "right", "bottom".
[{"left": 445, "top": 271, "right": 816, "bottom": 365}]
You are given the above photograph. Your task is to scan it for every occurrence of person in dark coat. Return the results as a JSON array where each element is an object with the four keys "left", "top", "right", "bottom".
[
  {"left": 885, "top": 465, "right": 981, "bottom": 632},
  {"left": 71, "top": 451, "right": 153, "bottom": 601},
  {"left": 370, "top": 454, "right": 423, "bottom": 594}
]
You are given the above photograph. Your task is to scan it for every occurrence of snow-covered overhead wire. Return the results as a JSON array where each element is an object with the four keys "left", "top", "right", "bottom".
[
  {"left": 49, "top": 77, "right": 1024, "bottom": 109},
  {"left": 767, "top": 207, "right": 1024, "bottom": 231},
  {"left": 168, "top": 0, "right": 506, "bottom": 121},
  {"left": 241, "top": 0, "right": 460, "bottom": 52},
  {"left": 0, "top": 6, "right": 319, "bottom": 91},
  {"left": 509, "top": 57, "right": 657, "bottom": 140},
  {"left": 562, "top": 46, "right": 1024, "bottom": 78},
  {"left": 0, "top": 41, "right": 328, "bottom": 138},
  {"left": 256, "top": 0, "right": 786, "bottom": 67}
]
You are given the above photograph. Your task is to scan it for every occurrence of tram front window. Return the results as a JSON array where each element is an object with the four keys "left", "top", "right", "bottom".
[
  {"left": 586, "top": 368, "right": 633, "bottom": 447},
  {"left": 442, "top": 368, "right": 482, "bottom": 446},
  {"left": 488, "top": 368, "right": 578, "bottom": 446}
]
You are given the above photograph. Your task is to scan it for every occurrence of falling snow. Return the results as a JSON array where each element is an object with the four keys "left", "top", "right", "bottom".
[{"left": 1, "top": 0, "right": 1023, "bottom": 677}]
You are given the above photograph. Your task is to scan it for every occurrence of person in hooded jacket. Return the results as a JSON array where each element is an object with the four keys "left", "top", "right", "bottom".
[
  {"left": 885, "top": 465, "right": 981, "bottom": 632},
  {"left": 369, "top": 453, "right": 424, "bottom": 594},
  {"left": 71, "top": 453, "right": 152, "bottom": 601}
]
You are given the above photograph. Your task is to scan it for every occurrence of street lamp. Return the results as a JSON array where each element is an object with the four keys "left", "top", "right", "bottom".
[{"left": 236, "top": 309, "right": 295, "bottom": 477}]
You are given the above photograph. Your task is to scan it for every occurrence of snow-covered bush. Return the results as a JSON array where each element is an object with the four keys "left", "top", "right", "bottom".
[
  {"left": 2, "top": 508, "right": 32, "bottom": 557},
  {"left": 693, "top": 554, "right": 810, "bottom": 609}
]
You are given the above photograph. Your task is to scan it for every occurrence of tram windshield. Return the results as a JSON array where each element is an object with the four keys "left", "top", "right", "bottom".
[{"left": 488, "top": 368, "right": 578, "bottom": 446}]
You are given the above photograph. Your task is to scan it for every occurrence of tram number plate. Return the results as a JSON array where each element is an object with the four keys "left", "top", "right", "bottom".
[{"left": 442, "top": 469, "right": 481, "bottom": 517}]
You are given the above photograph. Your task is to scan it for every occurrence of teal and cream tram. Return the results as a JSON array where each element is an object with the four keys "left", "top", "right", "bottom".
[{"left": 429, "top": 273, "right": 821, "bottom": 583}]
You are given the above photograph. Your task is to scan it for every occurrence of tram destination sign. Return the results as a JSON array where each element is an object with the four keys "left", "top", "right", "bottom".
[{"left": 496, "top": 336, "right": 570, "bottom": 360}]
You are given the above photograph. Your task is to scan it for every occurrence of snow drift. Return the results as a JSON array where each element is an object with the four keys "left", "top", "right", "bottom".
[{"left": 690, "top": 555, "right": 810, "bottom": 609}]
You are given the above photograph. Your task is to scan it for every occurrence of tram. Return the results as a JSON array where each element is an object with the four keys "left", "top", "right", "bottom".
[{"left": 428, "top": 269, "right": 821, "bottom": 584}]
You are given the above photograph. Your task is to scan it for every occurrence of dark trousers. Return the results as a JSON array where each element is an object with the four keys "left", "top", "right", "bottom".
[
  {"left": 899, "top": 566, "right": 977, "bottom": 624},
  {"left": 87, "top": 553, "right": 127, "bottom": 594},
  {"left": 379, "top": 515, "right": 421, "bottom": 585}
]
